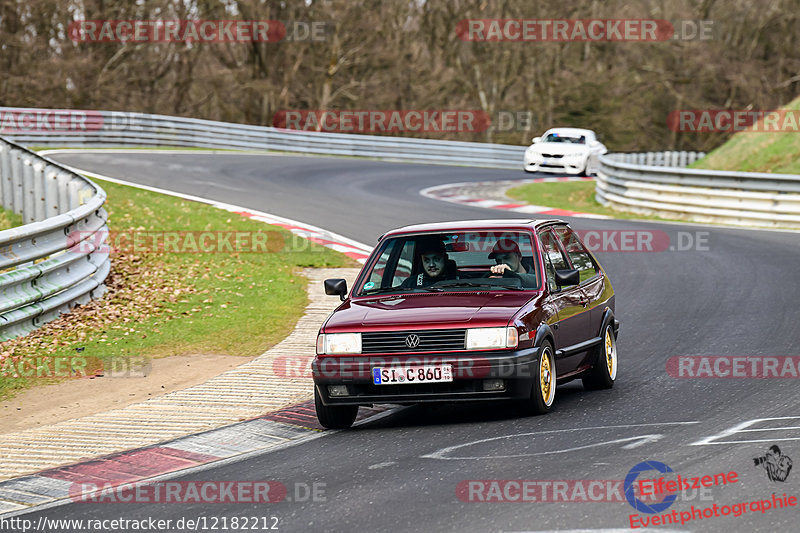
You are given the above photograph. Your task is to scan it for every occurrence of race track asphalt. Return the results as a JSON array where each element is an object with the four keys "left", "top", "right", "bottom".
[{"left": 27, "top": 151, "right": 800, "bottom": 532}]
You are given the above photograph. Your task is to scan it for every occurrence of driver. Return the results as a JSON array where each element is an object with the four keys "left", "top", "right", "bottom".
[
  {"left": 403, "top": 237, "right": 456, "bottom": 288},
  {"left": 489, "top": 238, "right": 537, "bottom": 288}
]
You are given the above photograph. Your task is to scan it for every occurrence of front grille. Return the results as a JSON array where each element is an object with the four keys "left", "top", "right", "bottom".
[
  {"left": 361, "top": 329, "right": 467, "bottom": 354},
  {"left": 541, "top": 153, "right": 564, "bottom": 159}
]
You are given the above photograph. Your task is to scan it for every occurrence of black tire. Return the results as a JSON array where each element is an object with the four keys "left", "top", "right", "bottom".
[
  {"left": 523, "top": 341, "right": 556, "bottom": 415},
  {"left": 314, "top": 387, "right": 358, "bottom": 429},
  {"left": 582, "top": 323, "right": 617, "bottom": 390}
]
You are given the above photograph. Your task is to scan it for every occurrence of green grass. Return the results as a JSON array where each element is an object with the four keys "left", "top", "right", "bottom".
[
  {"left": 506, "top": 180, "right": 674, "bottom": 221},
  {"left": 0, "top": 207, "right": 23, "bottom": 230},
  {"left": 690, "top": 95, "right": 800, "bottom": 174},
  {"left": 0, "top": 177, "right": 357, "bottom": 399}
]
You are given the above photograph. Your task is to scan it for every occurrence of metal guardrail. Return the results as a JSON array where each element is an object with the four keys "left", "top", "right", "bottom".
[
  {"left": 0, "top": 107, "right": 526, "bottom": 170},
  {"left": 0, "top": 136, "right": 109, "bottom": 341},
  {"left": 597, "top": 151, "right": 800, "bottom": 229},
  {"left": 3, "top": 107, "right": 798, "bottom": 230}
]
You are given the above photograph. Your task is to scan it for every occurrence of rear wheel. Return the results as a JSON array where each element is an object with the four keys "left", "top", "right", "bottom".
[
  {"left": 314, "top": 387, "right": 358, "bottom": 429},
  {"left": 524, "top": 342, "right": 556, "bottom": 415},
  {"left": 582, "top": 323, "right": 617, "bottom": 390}
]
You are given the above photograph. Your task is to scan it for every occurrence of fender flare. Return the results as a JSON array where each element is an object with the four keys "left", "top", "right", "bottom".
[
  {"left": 533, "top": 324, "right": 556, "bottom": 353},
  {"left": 598, "top": 307, "right": 620, "bottom": 339}
]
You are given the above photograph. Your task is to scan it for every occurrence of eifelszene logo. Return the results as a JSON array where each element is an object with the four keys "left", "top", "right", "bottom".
[{"left": 625, "top": 461, "right": 678, "bottom": 514}]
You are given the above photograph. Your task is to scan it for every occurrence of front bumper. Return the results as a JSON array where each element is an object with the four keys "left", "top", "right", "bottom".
[
  {"left": 524, "top": 159, "right": 585, "bottom": 174},
  {"left": 313, "top": 347, "right": 540, "bottom": 406}
]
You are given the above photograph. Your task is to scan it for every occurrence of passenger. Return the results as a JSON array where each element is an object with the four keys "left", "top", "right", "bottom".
[
  {"left": 403, "top": 237, "right": 457, "bottom": 288},
  {"left": 488, "top": 238, "right": 537, "bottom": 288}
]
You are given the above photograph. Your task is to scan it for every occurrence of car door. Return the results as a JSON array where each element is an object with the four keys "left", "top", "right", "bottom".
[
  {"left": 553, "top": 226, "right": 608, "bottom": 365},
  {"left": 538, "top": 229, "right": 589, "bottom": 374}
]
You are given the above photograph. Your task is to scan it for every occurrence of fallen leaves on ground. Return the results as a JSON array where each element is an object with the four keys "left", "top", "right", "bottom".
[{"left": 0, "top": 251, "right": 199, "bottom": 360}]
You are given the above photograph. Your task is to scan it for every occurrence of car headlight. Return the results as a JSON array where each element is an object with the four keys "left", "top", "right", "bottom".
[
  {"left": 466, "top": 327, "right": 519, "bottom": 350},
  {"left": 318, "top": 333, "right": 362, "bottom": 354},
  {"left": 565, "top": 152, "right": 584, "bottom": 159}
]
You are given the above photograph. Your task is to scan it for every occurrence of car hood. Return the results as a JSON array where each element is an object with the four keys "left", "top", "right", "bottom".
[
  {"left": 527, "top": 143, "right": 589, "bottom": 156},
  {"left": 323, "top": 292, "right": 535, "bottom": 331}
]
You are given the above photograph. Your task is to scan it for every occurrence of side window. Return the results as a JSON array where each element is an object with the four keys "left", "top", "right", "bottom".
[
  {"left": 366, "top": 241, "right": 396, "bottom": 288},
  {"left": 539, "top": 230, "right": 570, "bottom": 291},
  {"left": 364, "top": 239, "right": 415, "bottom": 291},
  {"left": 393, "top": 241, "right": 415, "bottom": 286},
  {"left": 553, "top": 226, "right": 598, "bottom": 283}
]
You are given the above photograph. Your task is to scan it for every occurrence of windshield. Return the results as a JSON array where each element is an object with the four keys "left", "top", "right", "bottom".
[
  {"left": 357, "top": 231, "right": 540, "bottom": 296},
  {"left": 542, "top": 133, "right": 586, "bottom": 144}
]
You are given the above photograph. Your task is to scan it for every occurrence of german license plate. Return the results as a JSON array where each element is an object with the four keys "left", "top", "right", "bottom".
[{"left": 372, "top": 365, "right": 453, "bottom": 385}]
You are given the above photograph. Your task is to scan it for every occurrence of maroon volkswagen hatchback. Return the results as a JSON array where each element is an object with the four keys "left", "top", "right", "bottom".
[{"left": 313, "top": 219, "right": 619, "bottom": 428}]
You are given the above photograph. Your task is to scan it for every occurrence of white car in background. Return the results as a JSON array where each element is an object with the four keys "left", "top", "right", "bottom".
[{"left": 523, "top": 127, "right": 607, "bottom": 175}]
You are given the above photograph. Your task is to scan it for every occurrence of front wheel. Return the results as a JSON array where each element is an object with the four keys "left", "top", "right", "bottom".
[
  {"left": 523, "top": 342, "right": 556, "bottom": 415},
  {"left": 582, "top": 159, "right": 594, "bottom": 177},
  {"left": 582, "top": 323, "right": 617, "bottom": 390},
  {"left": 314, "top": 387, "right": 358, "bottom": 429}
]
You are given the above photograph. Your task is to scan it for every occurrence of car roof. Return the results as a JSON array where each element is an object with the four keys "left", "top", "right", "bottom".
[
  {"left": 543, "top": 127, "right": 595, "bottom": 137},
  {"left": 382, "top": 219, "right": 566, "bottom": 238}
]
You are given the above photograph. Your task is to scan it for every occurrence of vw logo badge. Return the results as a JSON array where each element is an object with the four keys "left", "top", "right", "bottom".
[{"left": 405, "top": 334, "right": 421, "bottom": 348}]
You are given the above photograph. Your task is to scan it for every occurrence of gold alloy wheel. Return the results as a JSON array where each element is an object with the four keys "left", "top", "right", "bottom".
[
  {"left": 605, "top": 327, "right": 617, "bottom": 380},
  {"left": 540, "top": 348, "right": 555, "bottom": 406}
]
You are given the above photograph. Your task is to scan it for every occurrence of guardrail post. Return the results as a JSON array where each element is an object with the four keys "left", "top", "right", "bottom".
[
  {"left": 57, "top": 172, "right": 71, "bottom": 213},
  {"left": 44, "top": 166, "right": 61, "bottom": 218},
  {"left": 0, "top": 144, "right": 11, "bottom": 211},
  {"left": 68, "top": 178, "right": 81, "bottom": 210},
  {"left": 11, "top": 148, "right": 24, "bottom": 215},
  {"left": 22, "top": 156, "right": 36, "bottom": 224},
  {"left": 32, "top": 160, "right": 46, "bottom": 222}
]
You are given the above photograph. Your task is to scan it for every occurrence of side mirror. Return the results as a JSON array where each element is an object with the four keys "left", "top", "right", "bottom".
[
  {"left": 532, "top": 136, "right": 541, "bottom": 144},
  {"left": 589, "top": 140, "right": 600, "bottom": 148},
  {"left": 324, "top": 278, "right": 348, "bottom": 301},
  {"left": 555, "top": 269, "right": 580, "bottom": 287}
]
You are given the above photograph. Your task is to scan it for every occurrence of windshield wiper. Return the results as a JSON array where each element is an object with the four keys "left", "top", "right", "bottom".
[
  {"left": 433, "top": 281, "right": 526, "bottom": 290},
  {"left": 361, "top": 287, "right": 412, "bottom": 295},
  {"left": 361, "top": 286, "right": 442, "bottom": 296},
  {"left": 432, "top": 281, "right": 490, "bottom": 288}
]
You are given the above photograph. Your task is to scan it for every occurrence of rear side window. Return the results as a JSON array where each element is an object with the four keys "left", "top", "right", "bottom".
[{"left": 553, "top": 226, "right": 598, "bottom": 283}]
